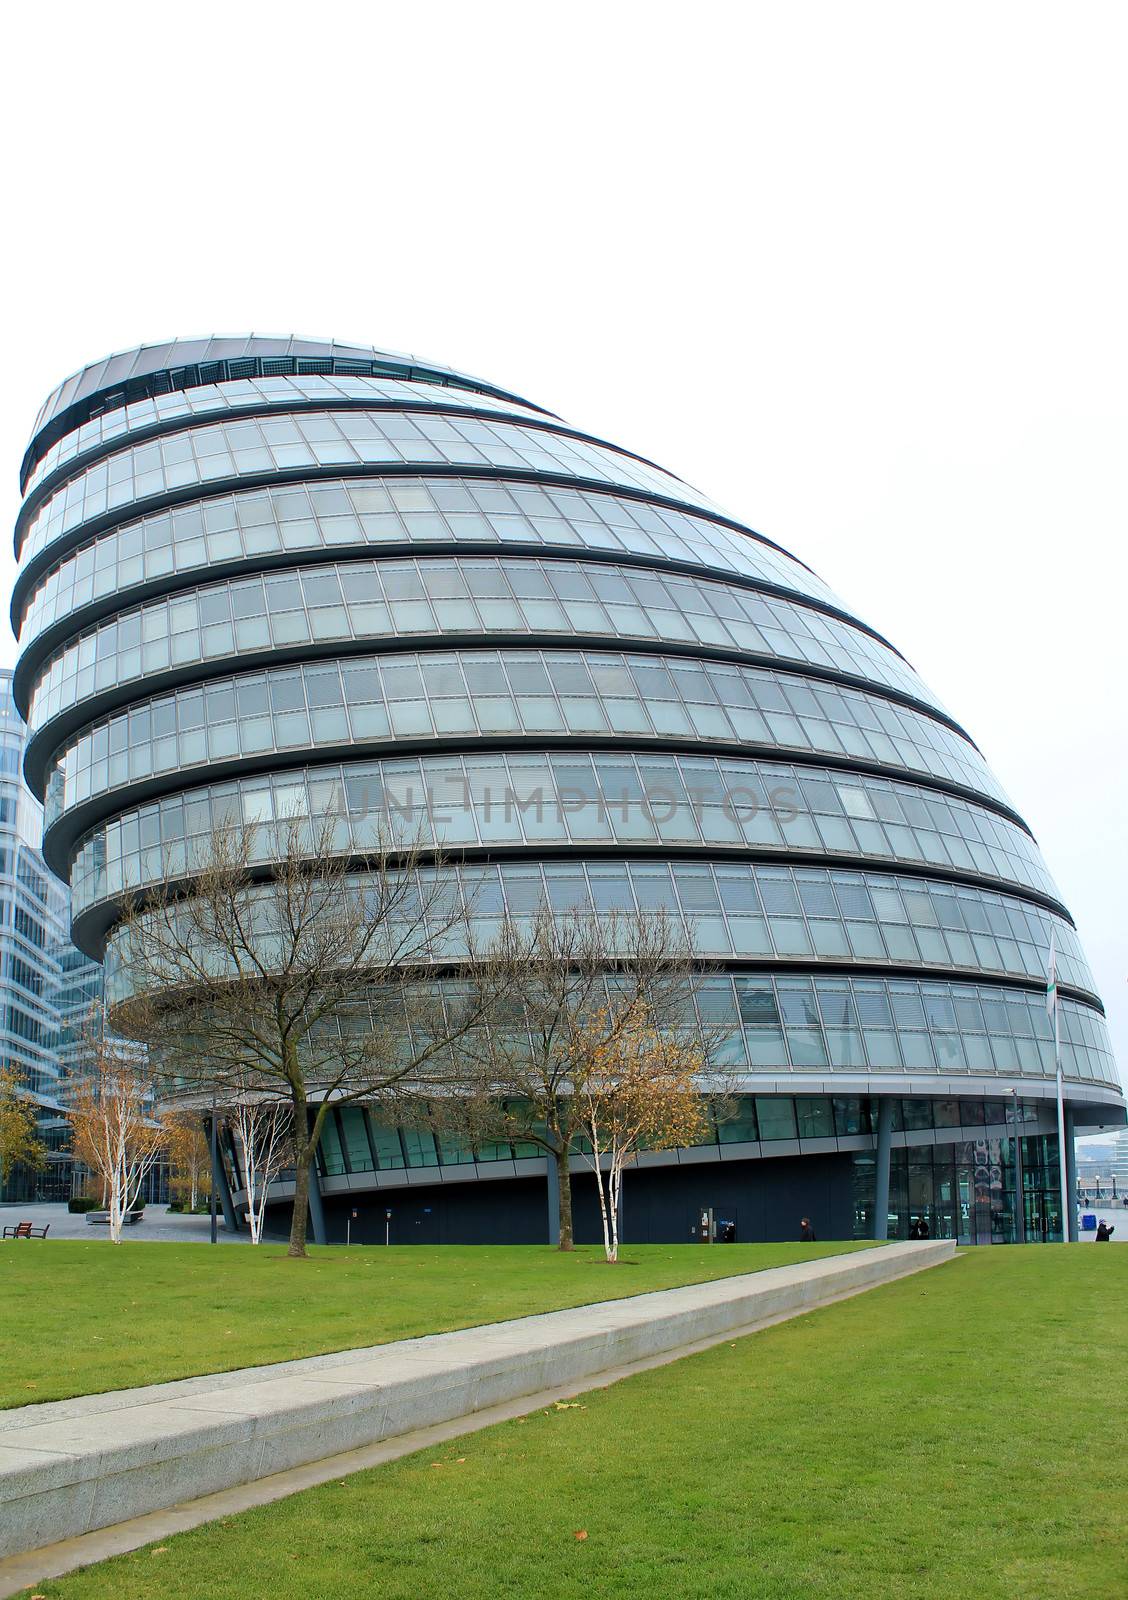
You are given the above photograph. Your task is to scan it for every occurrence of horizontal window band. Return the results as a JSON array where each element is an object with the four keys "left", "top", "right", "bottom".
[
  {"left": 67, "top": 838, "right": 1076, "bottom": 957},
  {"left": 23, "top": 357, "right": 551, "bottom": 490},
  {"left": 38, "top": 729, "right": 1037, "bottom": 877},
  {"left": 75, "top": 861, "right": 1102, "bottom": 1014},
  {"left": 16, "top": 398, "right": 680, "bottom": 550},
  {"left": 20, "top": 387, "right": 559, "bottom": 507},
  {"left": 20, "top": 631, "right": 980, "bottom": 792},
  {"left": 12, "top": 464, "right": 844, "bottom": 637},
  {"left": 13, "top": 542, "right": 916, "bottom": 721}
]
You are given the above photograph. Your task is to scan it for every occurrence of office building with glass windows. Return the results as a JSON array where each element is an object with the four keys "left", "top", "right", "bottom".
[
  {"left": 12, "top": 335, "right": 1124, "bottom": 1242},
  {"left": 0, "top": 669, "right": 71, "bottom": 1201}
]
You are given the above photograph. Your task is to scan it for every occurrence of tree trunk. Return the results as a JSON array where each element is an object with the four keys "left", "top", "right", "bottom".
[
  {"left": 593, "top": 1157, "right": 613, "bottom": 1263},
  {"left": 557, "top": 1143, "right": 574, "bottom": 1250},
  {"left": 108, "top": 1163, "right": 124, "bottom": 1244},
  {"left": 607, "top": 1159, "right": 620, "bottom": 1263},
  {"left": 284, "top": 1049, "right": 316, "bottom": 1258},
  {"left": 288, "top": 1143, "right": 311, "bottom": 1257}
]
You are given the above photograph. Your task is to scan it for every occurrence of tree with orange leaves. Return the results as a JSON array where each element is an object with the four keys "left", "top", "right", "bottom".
[
  {"left": 575, "top": 1000, "right": 708, "bottom": 1263},
  {"left": 164, "top": 1110, "right": 212, "bottom": 1212},
  {"left": 68, "top": 1022, "right": 164, "bottom": 1242}
]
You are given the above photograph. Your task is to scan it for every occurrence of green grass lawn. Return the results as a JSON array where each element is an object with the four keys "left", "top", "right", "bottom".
[
  {"left": 21, "top": 1248, "right": 1127, "bottom": 1600},
  {"left": 0, "top": 1239, "right": 869, "bottom": 1408}
]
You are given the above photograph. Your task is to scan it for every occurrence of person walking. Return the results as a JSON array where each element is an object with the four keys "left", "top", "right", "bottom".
[{"left": 799, "top": 1217, "right": 816, "bottom": 1242}]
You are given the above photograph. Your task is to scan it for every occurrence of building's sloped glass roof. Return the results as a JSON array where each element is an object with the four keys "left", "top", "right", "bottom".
[
  {"left": 28, "top": 335, "right": 532, "bottom": 447},
  {"left": 23, "top": 374, "right": 554, "bottom": 501}
]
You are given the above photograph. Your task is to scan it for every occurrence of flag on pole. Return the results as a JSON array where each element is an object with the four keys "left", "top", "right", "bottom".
[{"left": 1045, "top": 929, "right": 1057, "bottom": 1017}]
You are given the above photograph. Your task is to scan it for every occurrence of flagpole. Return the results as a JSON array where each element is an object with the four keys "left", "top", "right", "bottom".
[
  {"left": 1047, "top": 931, "right": 1070, "bottom": 1244},
  {"left": 1054, "top": 996, "right": 1070, "bottom": 1243}
]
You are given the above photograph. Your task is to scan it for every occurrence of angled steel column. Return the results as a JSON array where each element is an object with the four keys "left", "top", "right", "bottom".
[
  {"left": 209, "top": 1118, "right": 239, "bottom": 1234},
  {"left": 873, "top": 1097, "right": 893, "bottom": 1241},
  {"left": 306, "top": 1157, "right": 328, "bottom": 1246},
  {"left": 305, "top": 1110, "right": 328, "bottom": 1246}
]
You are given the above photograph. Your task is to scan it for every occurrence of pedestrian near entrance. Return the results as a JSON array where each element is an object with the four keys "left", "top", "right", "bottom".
[
  {"left": 1095, "top": 1219, "right": 1115, "bottom": 1241},
  {"left": 799, "top": 1217, "right": 816, "bottom": 1242}
]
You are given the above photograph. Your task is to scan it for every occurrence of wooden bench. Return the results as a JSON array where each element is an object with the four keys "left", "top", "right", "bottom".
[{"left": 2, "top": 1221, "right": 50, "bottom": 1239}]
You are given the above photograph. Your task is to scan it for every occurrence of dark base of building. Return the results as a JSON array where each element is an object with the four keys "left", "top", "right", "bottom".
[
  {"left": 268, "top": 1152, "right": 853, "bottom": 1248},
  {"left": 262, "top": 1136, "right": 1073, "bottom": 1248}
]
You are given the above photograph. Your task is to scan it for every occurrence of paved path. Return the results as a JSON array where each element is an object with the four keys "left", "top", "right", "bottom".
[
  {"left": 0, "top": 1202, "right": 246, "bottom": 1244},
  {"left": 0, "top": 1238, "right": 953, "bottom": 1584},
  {"left": 1077, "top": 1200, "right": 1128, "bottom": 1241}
]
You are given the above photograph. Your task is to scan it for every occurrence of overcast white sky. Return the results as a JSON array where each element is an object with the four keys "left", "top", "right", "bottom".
[{"left": 1, "top": 2, "right": 1124, "bottom": 1097}]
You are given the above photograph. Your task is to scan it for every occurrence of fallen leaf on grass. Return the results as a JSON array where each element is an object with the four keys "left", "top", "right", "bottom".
[
  {"left": 151, "top": 1546, "right": 169, "bottom": 1556},
  {"left": 554, "top": 1401, "right": 585, "bottom": 1410},
  {"left": 574, "top": 1530, "right": 588, "bottom": 1541}
]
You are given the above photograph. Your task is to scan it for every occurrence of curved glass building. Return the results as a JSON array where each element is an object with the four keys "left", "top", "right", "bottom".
[{"left": 13, "top": 335, "right": 1124, "bottom": 1243}]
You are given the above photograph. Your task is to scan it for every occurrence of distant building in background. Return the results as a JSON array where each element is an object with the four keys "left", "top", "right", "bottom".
[
  {"left": 1111, "top": 1129, "right": 1128, "bottom": 1190},
  {"left": 0, "top": 668, "right": 160, "bottom": 1204},
  {"left": 0, "top": 669, "right": 70, "bottom": 1200}
]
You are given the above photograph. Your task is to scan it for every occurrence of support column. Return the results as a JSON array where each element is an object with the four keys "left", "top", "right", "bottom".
[
  {"left": 1064, "top": 1105, "right": 1079, "bottom": 1242},
  {"left": 210, "top": 1121, "right": 239, "bottom": 1233},
  {"left": 873, "top": 1097, "right": 893, "bottom": 1241},
  {"left": 546, "top": 1150, "right": 560, "bottom": 1245},
  {"left": 1010, "top": 1092, "right": 1026, "bottom": 1245},
  {"left": 307, "top": 1156, "right": 328, "bottom": 1246}
]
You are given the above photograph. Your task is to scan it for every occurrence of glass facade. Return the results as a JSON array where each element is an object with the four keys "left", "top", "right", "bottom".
[
  {"left": 0, "top": 671, "right": 70, "bottom": 1201},
  {"left": 12, "top": 337, "right": 1123, "bottom": 1235},
  {"left": 67, "top": 752, "right": 1063, "bottom": 920},
  {"left": 294, "top": 1096, "right": 1066, "bottom": 1246},
  {"left": 23, "top": 373, "right": 551, "bottom": 500},
  {"left": 42, "top": 647, "right": 1011, "bottom": 830},
  {"left": 15, "top": 477, "right": 843, "bottom": 652},
  {"left": 27, "top": 556, "right": 945, "bottom": 738}
]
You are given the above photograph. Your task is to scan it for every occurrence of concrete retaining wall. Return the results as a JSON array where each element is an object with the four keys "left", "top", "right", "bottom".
[{"left": 0, "top": 1240, "right": 953, "bottom": 1559}]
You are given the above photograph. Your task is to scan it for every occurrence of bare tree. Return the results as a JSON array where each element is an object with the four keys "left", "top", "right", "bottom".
[
  {"left": 110, "top": 816, "right": 489, "bottom": 1258},
  {"left": 454, "top": 905, "right": 715, "bottom": 1250},
  {"left": 67, "top": 1027, "right": 164, "bottom": 1242},
  {"left": 228, "top": 1093, "right": 293, "bottom": 1243},
  {"left": 0, "top": 1067, "right": 46, "bottom": 1191},
  {"left": 574, "top": 1000, "right": 709, "bottom": 1262}
]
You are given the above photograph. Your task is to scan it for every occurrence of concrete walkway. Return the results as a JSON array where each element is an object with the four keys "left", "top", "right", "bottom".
[
  {"left": 0, "top": 1202, "right": 246, "bottom": 1244},
  {"left": 0, "top": 1239, "right": 952, "bottom": 1578}
]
